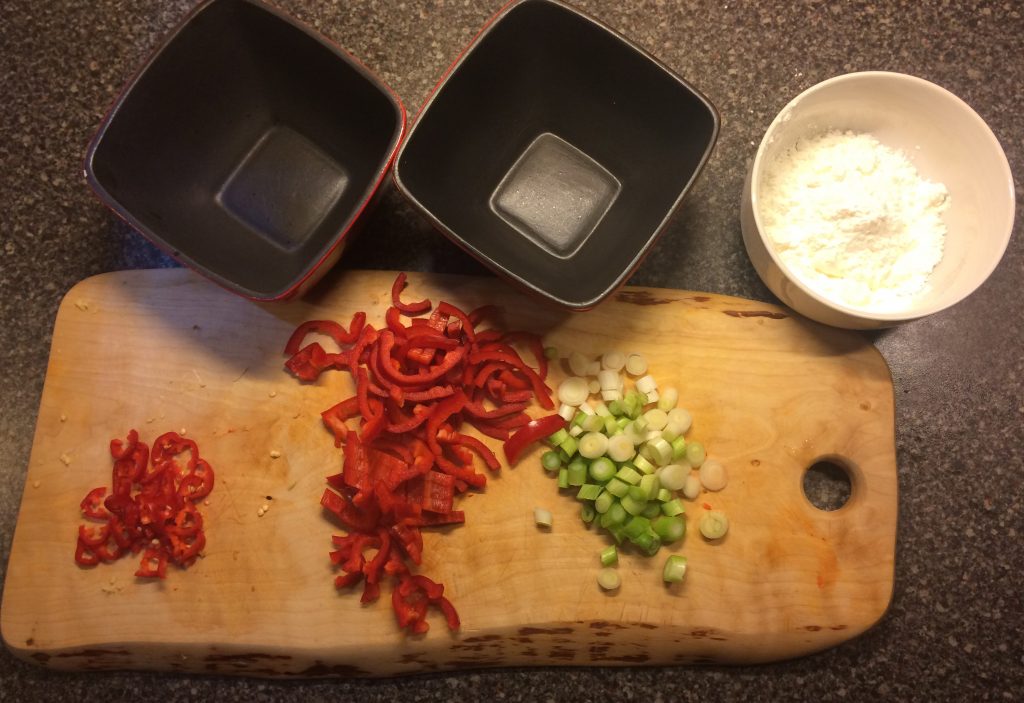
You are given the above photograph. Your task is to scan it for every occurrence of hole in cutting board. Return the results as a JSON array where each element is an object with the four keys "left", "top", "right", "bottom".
[{"left": 802, "top": 460, "right": 852, "bottom": 511}]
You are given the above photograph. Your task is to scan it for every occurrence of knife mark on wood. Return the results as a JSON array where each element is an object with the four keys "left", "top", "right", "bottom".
[
  {"left": 616, "top": 291, "right": 676, "bottom": 306},
  {"left": 204, "top": 652, "right": 292, "bottom": 662},
  {"left": 518, "top": 626, "right": 573, "bottom": 636},
  {"left": 723, "top": 310, "right": 787, "bottom": 319}
]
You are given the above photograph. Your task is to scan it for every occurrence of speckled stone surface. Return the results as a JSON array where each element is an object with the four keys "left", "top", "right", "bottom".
[{"left": 2, "top": 0, "right": 1022, "bottom": 700}]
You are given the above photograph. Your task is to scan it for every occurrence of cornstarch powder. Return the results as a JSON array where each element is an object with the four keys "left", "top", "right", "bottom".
[{"left": 759, "top": 130, "right": 949, "bottom": 311}]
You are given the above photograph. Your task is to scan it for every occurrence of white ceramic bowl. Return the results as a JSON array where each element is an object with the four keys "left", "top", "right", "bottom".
[{"left": 741, "top": 71, "right": 1014, "bottom": 329}]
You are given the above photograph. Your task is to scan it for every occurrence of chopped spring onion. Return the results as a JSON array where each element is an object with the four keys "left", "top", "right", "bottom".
[
  {"left": 588, "top": 456, "right": 617, "bottom": 483},
  {"left": 600, "top": 388, "right": 622, "bottom": 402},
  {"left": 598, "top": 369, "right": 620, "bottom": 391},
  {"left": 621, "top": 493, "right": 647, "bottom": 516},
  {"left": 699, "top": 459, "right": 728, "bottom": 491},
  {"left": 567, "top": 461, "right": 587, "bottom": 486},
  {"left": 663, "top": 555, "right": 687, "bottom": 583},
  {"left": 594, "top": 490, "right": 614, "bottom": 514},
  {"left": 576, "top": 483, "right": 603, "bottom": 501},
  {"left": 643, "top": 408, "right": 669, "bottom": 431},
  {"left": 682, "top": 474, "right": 702, "bottom": 500},
  {"left": 671, "top": 436, "right": 687, "bottom": 461},
  {"left": 541, "top": 451, "right": 562, "bottom": 471},
  {"left": 699, "top": 510, "right": 729, "bottom": 539},
  {"left": 534, "top": 508, "right": 553, "bottom": 527},
  {"left": 569, "top": 425, "right": 583, "bottom": 437},
  {"left": 557, "top": 468, "right": 569, "bottom": 489},
  {"left": 667, "top": 408, "right": 692, "bottom": 434},
  {"left": 615, "top": 465, "right": 642, "bottom": 486},
  {"left": 548, "top": 428, "right": 570, "bottom": 446},
  {"left": 657, "top": 387, "right": 679, "bottom": 412},
  {"left": 558, "top": 377, "right": 590, "bottom": 406},
  {"left": 639, "top": 473, "right": 660, "bottom": 501},
  {"left": 641, "top": 437, "right": 673, "bottom": 466},
  {"left": 642, "top": 502, "right": 662, "bottom": 519},
  {"left": 578, "top": 401, "right": 596, "bottom": 416},
  {"left": 600, "top": 545, "right": 618, "bottom": 566},
  {"left": 653, "top": 515, "right": 685, "bottom": 542},
  {"left": 645, "top": 389, "right": 660, "bottom": 403},
  {"left": 588, "top": 379, "right": 601, "bottom": 394},
  {"left": 633, "top": 454, "right": 656, "bottom": 475},
  {"left": 580, "top": 504, "right": 596, "bottom": 523},
  {"left": 559, "top": 435, "right": 578, "bottom": 458},
  {"left": 558, "top": 403, "right": 577, "bottom": 422},
  {"left": 597, "top": 568, "right": 621, "bottom": 591},
  {"left": 581, "top": 414, "right": 605, "bottom": 432},
  {"left": 568, "top": 351, "right": 591, "bottom": 377},
  {"left": 635, "top": 374, "right": 657, "bottom": 395},
  {"left": 625, "top": 353, "right": 648, "bottom": 376},
  {"left": 623, "top": 515, "right": 651, "bottom": 540},
  {"left": 601, "top": 351, "right": 626, "bottom": 371},
  {"left": 657, "top": 488, "right": 673, "bottom": 503},
  {"left": 593, "top": 401, "right": 611, "bottom": 417},
  {"left": 661, "top": 498, "right": 685, "bottom": 517},
  {"left": 607, "top": 434, "right": 635, "bottom": 462},
  {"left": 685, "top": 441, "right": 706, "bottom": 468},
  {"left": 606, "top": 399, "right": 625, "bottom": 416},
  {"left": 578, "top": 432, "right": 609, "bottom": 459},
  {"left": 600, "top": 502, "right": 627, "bottom": 527},
  {"left": 656, "top": 463, "right": 688, "bottom": 491},
  {"left": 605, "top": 477, "right": 629, "bottom": 498}
]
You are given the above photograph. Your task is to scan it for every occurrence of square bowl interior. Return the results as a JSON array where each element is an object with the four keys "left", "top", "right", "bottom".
[
  {"left": 396, "top": 0, "right": 718, "bottom": 309},
  {"left": 85, "top": 0, "right": 403, "bottom": 299}
]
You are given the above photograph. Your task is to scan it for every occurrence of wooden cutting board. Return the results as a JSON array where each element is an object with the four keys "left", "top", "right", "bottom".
[{"left": 2, "top": 269, "right": 896, "bottom": 676}]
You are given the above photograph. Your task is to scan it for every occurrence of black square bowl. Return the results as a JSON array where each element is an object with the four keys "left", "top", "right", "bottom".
[
  {"left": 85, "top": 0, "right": 405, "bottom": 301},
  {"left": 394, "top": 0, "right": 719, "bottom": 310}
]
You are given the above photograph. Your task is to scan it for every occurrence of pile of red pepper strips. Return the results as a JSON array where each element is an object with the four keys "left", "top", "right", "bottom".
[
  {"left": 284, "top": 272, "right": 565, "bottom": 634},
  {"left": 74, "top": 430, "right": 214, "bottom": 578}
]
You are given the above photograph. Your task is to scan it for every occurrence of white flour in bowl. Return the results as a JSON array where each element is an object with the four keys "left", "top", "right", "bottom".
[{"left": 758, "top": 130, "right": 949, "bottom": 311}]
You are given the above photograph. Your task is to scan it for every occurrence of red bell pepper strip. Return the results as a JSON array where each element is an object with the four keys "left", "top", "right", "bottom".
[
  {"left": 436, "top": 301, "right": 476, "bottom": 343},
  {"left": 390, "top": 272, "right": 432, "bottom": 315},
  {"left": 284, "top": 316, "right": 365, "bottom": 356},
  {"left": 503, "top": 414, "right": 566, "bottom": 465},
  {"left": 440, "top": 432, "right": 501, "bottom": 471},
  {"left": 321, "top": 397, "right": 360, "bottom": 447}
]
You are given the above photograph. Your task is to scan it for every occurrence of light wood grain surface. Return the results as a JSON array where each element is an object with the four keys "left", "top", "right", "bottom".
[{"left": 1, "top": 268, "right": 896, "bottom": 676}]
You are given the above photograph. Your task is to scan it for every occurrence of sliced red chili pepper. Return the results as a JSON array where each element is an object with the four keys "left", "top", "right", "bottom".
[
  {"left": 503, "top": 414, "right": 566, "bottom": 465},
  {"left": 78, "top": 522, "right": 110, "bottom": 548},
  {"left": 135, "top": 546, "right": 168, "bottom": 579},
  {"left": 469, "top": 349, "right": 554, "bottom": 409},
  {"left": 80, "top": 487, "right": 111, "bottom": 520},
  {"left": 438, "top": 596, "right": 460, "bottom": 631},
  {"left": 75, "top": 536, "right": 100, "bottom": 566},
  {"left": 391, "top": 272, "right": 432, "bottom": 315},
  {"left": 334, "top": 571, "right": 363, "bottom": 589},
  {"left": 384, "top": 306, "right": 408, "bottom": 340},
  {"left": 110, "top": 430, "right": 139, "bottom": 460},
  {"left": 285, "top": 341, "right": 341, "bottom": 382},
  {"left": 425, "top": 390, "right": 467, "bottom": 458}
]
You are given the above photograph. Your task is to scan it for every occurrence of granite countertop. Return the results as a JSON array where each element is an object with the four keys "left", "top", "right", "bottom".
[{"left": 2, "top": 0, "right": 1021, "bottom": 700}]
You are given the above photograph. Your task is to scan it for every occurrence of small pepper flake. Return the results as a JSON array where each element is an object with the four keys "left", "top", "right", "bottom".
[
  {"left": 269, "top": 450, "right": 281, "bottom": 459},
  {"left": 702, "top": 502, "right": 713, "bottom": 510},
  {"left": 59, "top": 453, "right": 72, "bottom": 466}
]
